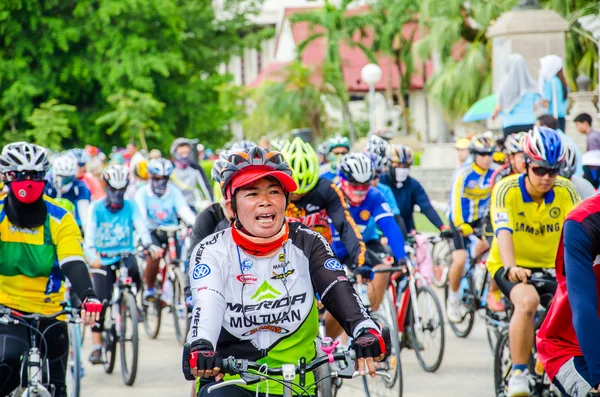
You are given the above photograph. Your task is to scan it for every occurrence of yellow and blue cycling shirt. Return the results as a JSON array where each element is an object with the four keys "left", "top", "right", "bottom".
[
  {"left": 0, "top": 195, "right": 85, "bottom": 315},
  {"left": 449, "top": 163, "right": 496, "bottom": 234}
]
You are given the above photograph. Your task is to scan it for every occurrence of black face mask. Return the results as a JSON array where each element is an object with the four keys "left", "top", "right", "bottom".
[
  {"left": 104, "top": 186, "right": 126, "bottom": 213},
  {"left": 151, "top": 178, "right": 168, "bottom": 197},
  {"left": 5, "top": 187, "right": 47, "bottom": 229}
]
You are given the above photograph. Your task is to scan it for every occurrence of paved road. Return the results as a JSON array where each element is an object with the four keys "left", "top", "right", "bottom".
[{"left": 81, "top": 290, "right": 495, "bottom": 397}]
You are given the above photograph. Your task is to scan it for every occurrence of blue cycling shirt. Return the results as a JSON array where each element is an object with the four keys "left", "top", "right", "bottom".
[
  {"left": 134, "top": 183, "right": 194, "bottom": 232},
  {"left": 330, "top": 187, "right": 406, "bottom": 261},
  {"left": 84, "top": 199, "right": 152, "bottom": 266},
  {"left": 45, "top": 178, "right": 91, "bottom": 227}
]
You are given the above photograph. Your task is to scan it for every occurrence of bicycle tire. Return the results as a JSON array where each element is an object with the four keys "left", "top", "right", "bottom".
[
  {"left": 142, "top": 280, "right": 162, "bottom": 339},
  {"left": 66, "top": 322, "right": 81, "bottom": 397},
  {"left": 409, "top": 286, "right": 445, "bottom": 372},
  {"left": 119, "top": 292, "right": 139, "bottom": 386},
  {"left": 103, "top": 304, "right": 117, "bottom": 374},
  {"left": 493, "top": 328, "right": 511, "bottom": 397},
  {"left": 431, "top": 240, "right": 451, "bottom": 288},
  {"left": 361, "top": 311, "right": 403, "bottom": 397},
  {"left": 444, "top": 277, "right": 475, "bottom": 338},
  {"left": 171, "top": 266, "right": 188, "bottom": 345}
]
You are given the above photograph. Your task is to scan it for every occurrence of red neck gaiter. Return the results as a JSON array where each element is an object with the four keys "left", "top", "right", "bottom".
[{"left": 231, "top": 222, "right": 289, "bottom": 257}]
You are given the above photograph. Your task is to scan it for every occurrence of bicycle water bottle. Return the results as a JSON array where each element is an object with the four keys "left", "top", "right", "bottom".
[
  {"left": 356, "top": 283, "right": 370, "bottom": 306},
  {"left": 162, "top": 278, "right": 174, "bottom": 303}
]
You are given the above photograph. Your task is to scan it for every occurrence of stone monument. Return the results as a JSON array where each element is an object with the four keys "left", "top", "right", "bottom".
[
  {"left": 487, "top": 2, "right": 569, "bottom": 93},
  {"left": 565, "top": 74, "right": 597, "bottom": 151}
]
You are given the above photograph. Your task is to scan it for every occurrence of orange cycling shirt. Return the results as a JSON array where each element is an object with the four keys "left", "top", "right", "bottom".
[{"left": 79, "top": 172, "right": 105, "bottom": 200}]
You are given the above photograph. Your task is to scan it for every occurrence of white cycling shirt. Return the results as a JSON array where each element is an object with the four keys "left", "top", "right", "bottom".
[{"left": 187, "top": 222, "right": 378, "bottom": 393}]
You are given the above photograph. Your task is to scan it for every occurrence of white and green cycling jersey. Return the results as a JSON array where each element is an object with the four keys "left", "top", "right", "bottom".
[{"left": 187, "top": 222, "right": 378, "bottom": 394}]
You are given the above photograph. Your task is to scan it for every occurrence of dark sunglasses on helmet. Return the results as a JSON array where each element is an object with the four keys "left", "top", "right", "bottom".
[
  {"left": 531, "top": 166, "right": 560, "bottom": 177},
  {"left": 6, "top": 170, "right": 46, "bottom": 182}
]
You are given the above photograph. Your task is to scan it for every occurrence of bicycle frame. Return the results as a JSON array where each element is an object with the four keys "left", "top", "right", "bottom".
[
  {"left": 389, "top": 258, "right": 426, "bottom": 333},
  {"left": 0, "top": 305, "right": 79, "bottom": 397}
]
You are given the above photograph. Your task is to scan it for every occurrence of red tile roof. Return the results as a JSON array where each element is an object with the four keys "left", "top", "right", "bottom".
[{"left": 251, "top": 6, "right": 450, "bottom": 91}]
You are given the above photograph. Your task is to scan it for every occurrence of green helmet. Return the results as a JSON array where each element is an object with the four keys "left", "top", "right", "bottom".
[
  {"left": 280, "top": 137, "right": 319, "bottom": 194},
  {"left": 327, "top": 135, "right": 350, "bottom": 152}
]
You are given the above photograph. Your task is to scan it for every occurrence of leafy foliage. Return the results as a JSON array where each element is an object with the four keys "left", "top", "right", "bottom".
[
  {"left": 0, "top": 0, "right": 265, "bottom": 152},
  {"left": 291, "top": 0, "right": 377, "bottom": 141},
  {"left": 25, "top": 99, "right": 76, "bottom": 150},
  {"left": 244, "top": 62, "right": 332, "bottom": 141}
]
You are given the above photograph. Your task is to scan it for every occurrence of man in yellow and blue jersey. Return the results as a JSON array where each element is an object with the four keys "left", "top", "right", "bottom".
[
  {"left": 488, "top": 127, "right": 580, "bottom": 397},
  {"left": 0, "top": 142, "right": 102, "bottom": 397},
  {"left": 447, "top": 134, "right": 497, "bottom": 323}
]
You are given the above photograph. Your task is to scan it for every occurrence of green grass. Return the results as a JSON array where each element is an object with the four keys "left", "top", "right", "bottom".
[{"left": 414, "top": 210, "right": 449, "bottom": 233}]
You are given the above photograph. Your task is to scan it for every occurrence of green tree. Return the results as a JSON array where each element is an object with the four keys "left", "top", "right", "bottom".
[
  {"left": 0, "top": 0, "right": 265, "bottom": 152},
  {"left": 95, "top": 90, "right": 165, "bottom": 152},
  {"left": 371, "top": 0, "right": 420, "bottom": 134},
  {"left": 24, "top": 99, "right": 76, "bottom": 150},
  {"left": 290, "top": 0, "right": 377, "bottom": 141},
  {"left": 246, "top": 62, "right": 331, "bottom": 141}
]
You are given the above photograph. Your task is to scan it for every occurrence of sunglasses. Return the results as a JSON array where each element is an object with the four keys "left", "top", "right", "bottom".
[
  {"left": 476, "top": 152, "right": 494, "bottom": 157},
  {"left": 6, "top": 170, "right": 46, "bottom": 182},
  {"left": 531, "top": 166, "right": 560, "bottom": 177}
]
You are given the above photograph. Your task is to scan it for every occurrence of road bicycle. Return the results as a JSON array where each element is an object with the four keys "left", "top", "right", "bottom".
[
  {"left": 429, "top": 233, "right": 453, "bottom": 288},
  {"left": 63, "top": 283, "right": 83, "bottom": 397},
  {"left": 494, "top": 271, "right": 559, "bottom": 397},
  {"left": 442, "top": 232, "right": 510, "bottom": 354},
  {"left": 0, "top": 303, "right": 81, "bottom": 397},
  {"left": 182, "top": 328, "right": 393, "bottom": 397},
  {"left": 379, "top": 250, "right": 445, "bottom": 373},
  {"left": 97, "top": 251, "right": 141, "bottom": 386},
  {"left": 141, "top": 224, "right": 188, "bottom": 345}
]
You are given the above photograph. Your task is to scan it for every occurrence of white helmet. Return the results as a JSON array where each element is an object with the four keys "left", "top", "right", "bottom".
[
  {"left": 52, "top": 153, "right": 78, "bottom": 177},
  {"left": 365, "top": 135, "right": 390, "bottom": 172},
  {"left": 102, "top": 164, "right": 130, "bottom": 189},
  {"left": 0, "top": 142, "right": 49, "bottom": 173},
  {"left": 560, "top": 138, "right": 578, "bottom": 179},
  {"left": 147, "top": 158, "right": 174, "bottom": 177},
  {"left": 339, "top": 153, "right": 374, "bottom": 184},
  {"left": 504, "top": 132, "right": 527, "bottom": 155}
]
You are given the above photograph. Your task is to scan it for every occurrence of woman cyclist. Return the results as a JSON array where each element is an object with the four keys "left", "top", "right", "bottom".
[{"left": 185, "top": 146, "right": 386, "bottom": 397}]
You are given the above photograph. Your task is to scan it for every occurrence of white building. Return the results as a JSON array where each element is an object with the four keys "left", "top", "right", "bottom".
[{"left": 215, "top": 0, "right": 454, "bottom": 143}]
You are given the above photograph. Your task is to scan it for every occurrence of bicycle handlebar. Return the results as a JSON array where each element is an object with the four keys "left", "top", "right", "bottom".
[{"left": 0, "top": 304, "right": 76, "bottom": 323}]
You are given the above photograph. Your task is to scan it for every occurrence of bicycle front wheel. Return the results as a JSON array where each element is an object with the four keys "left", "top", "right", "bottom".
[
  {"left": 493, "top": 328, "right": 511, "bottom": 397},
  {"left": 102, "top": 304, "right": 117, "bottom": 374},
  {"left": 444, "top": 279, "right": 475, "bottom": 338},
  {"left": 141, "top": 280, "right": 162, "bottom": 339},
  {"left": 119, "top": 292, "right": 139, "bottom": 386},
  {"left": 171, "top": 266, "right": 188, "bottom": 345},
  {"left": 409, "top": 286, "right": 445, "bottom": 372},
  {"left": 361, "top": 311, "right": 403, "bottom": 397},
  {"left": 66, "top": 322, "right": 82, "bottom": 397}
]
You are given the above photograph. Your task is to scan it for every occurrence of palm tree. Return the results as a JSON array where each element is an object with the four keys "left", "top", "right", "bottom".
[
  {"left": 290, "top": 0, "right": 377, "bottom": 142},
  {"left": 243, "top": 61, "right": 333, "bottom": 141},
  {"left": 415, "top": 0, "right": 515, "bottom": 119},
  {"left": 371, "top": 0, "right": 419, "bottom": 135}
]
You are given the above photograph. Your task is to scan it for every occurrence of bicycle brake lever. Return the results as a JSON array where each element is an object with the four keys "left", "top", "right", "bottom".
[
  {"left": 334, "top": 351, "right": 356, "bottom": 379},
  {"left": 207, "top": 380, "right": 248, "bottom": 393},
  {"left": 351, "top": 371, "right": 392, "bottom": 380}
]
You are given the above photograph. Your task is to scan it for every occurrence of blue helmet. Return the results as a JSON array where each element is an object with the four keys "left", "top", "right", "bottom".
[
  {"left": 522, "top": 126, "right": 565, "bottom": 169},
  {"left": 327, "top": 135, "right": 350, "bottom": 152},
  {"left": 147, "top": 158, "right": 174, "bottom": 177}
]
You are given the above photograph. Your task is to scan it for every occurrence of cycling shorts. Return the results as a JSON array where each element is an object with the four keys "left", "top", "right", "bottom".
[
  {"left": 151, "top": 229, "right": 181, "bottom": 257},
  {"left": 449, "top": 219, "right": 483, "bottom": 250},
  {"left": 493, "top": 267, "right": 557, "bottom": 307}
]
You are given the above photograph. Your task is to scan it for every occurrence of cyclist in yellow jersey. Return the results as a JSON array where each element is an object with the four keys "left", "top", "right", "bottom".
[
  {"left": 487, "top": 127, "right": 581, "bottom": 397},
  {"left": 447, "top": 134, "right": 497, "bottom": 323},
  {"left": 0, "top": 142, "right": 102, "bottom": 397}
]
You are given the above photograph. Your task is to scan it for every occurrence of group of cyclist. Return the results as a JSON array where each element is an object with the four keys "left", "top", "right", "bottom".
[{"left": 0, "top": 117, "right": 599, "bottom": 397}]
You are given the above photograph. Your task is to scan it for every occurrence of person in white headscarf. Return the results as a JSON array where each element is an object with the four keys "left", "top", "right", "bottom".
[
  {"left": 492, "top": 53, "right": 540, "bottom": 138},
  {"left": 539, "top": 54, "right": 569, "bottom": 132}
]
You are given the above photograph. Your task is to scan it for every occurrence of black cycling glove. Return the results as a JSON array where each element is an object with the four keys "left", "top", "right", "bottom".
[
  {"left": 351, "top": 328, "right": 388, "bottom": 360},
  {"left": 190, "top": 339, "right": 223, "bottom": 373}
]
